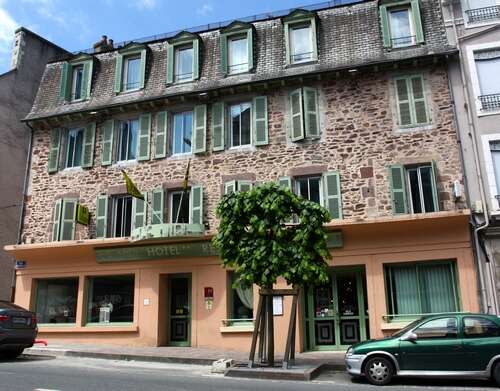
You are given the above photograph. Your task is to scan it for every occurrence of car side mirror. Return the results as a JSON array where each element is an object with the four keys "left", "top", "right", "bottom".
[{"left": 401, "top": 332, "right": 418, "bottom": 342}]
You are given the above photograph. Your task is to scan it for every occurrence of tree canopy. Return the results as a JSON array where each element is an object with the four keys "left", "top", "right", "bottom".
[{"left": 212, "top": 182, "right": 331, "bottom": 288}]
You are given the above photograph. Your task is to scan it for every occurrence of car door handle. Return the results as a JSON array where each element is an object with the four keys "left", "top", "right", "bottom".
[{"left": 452, "top": 345, "right": 463, "bottom": 351}]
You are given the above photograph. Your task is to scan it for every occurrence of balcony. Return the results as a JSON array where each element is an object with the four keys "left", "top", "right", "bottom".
[
  {"left": 466, "top": 5, "right": 500, "bottom": 24},
  {"left": 131, "top": 223, "right": 204, "bottom": 242},
  {"left": 479, "top": 93, "right": 500, "bottom": 112}
]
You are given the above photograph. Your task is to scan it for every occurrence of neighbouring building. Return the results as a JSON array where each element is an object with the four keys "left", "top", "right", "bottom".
[
  {"left": 442, "top": 0, "right": 500, "bottom": 315},
  {"left": 0, "top": 28, "right": 67, "bottom": 301},
  {"left": 5, "top": 0, "right": 480, "bottom": 352}
]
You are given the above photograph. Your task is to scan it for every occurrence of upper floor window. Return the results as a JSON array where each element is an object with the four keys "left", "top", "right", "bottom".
[
  {"left": 111, "top": 195, "right": 133, "bottom": 238},
  {"left": 282, "top": 9, "right": 318, "bottom": 65},
  {"left": 114, "top": 44, "right": 147, "bottom": 93},
  {"left": 464, "top": 0, "right": 500, "bottom": 25},
  {"left": 389, "top": 163, "right": 439, "bottom": 215},
  {"left": 380, "top": 0, "right": 424, "bottom": 49},
  {"left": 295, "top": 176, "right": 321, "bottom": 204},
  {"left": 172, "top": 111, "right": 193, "bottom": 155},
  {"left": 175, "top": 44, "right": 194, "bottom": 82},
  {"left": 65, "top": 128, "right": 84, "bottom": 168},
  {"left": 474, "top": 49, "right": 500, "bottom": 112},
  {"left": 51, "top": 198, "right": 78, "bottom": 241},
  {"left": 59, "top": 56, "right": 93, "bottom": 102},
  {"left": 394, "top": 74, "right": 430, "bottom": 127},
  {"left": 220, "top": 22, "right": 254, "bottom": 76},
  {"left": 289, "top": 87, "right": 320, "bottom": 141},
  {"left": 230, "top": 102, "right": 252, "bottom": 148},
  {"left": 118, "top": 119, "right": 139, "bottom": 161},
  {"left": 388, "top": 6, "right": 415, "bottom": 47},
  {"left": 228, "top": 35, "right": 248, "bottom": 74},
  {"left": 170, "top": 190, "right": 190, "bottom": 223},
  {"left": 166, "top": 31, "right": 200, "bottom": 84},
  {"left": 123, "top": 55, "right": 141, "bottom": 91},
  {"left": 71, "top": 65, "right": 84, "bottom": 101}
]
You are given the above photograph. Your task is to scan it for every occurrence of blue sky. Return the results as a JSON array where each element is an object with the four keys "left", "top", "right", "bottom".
[{"left": 0, "top": 0, "right": 314, "bottom": 73}]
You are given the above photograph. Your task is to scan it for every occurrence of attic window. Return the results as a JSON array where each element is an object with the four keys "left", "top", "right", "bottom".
[
  {"left": 282, "top": 9, "right": 318, "bottom": 65},
  {"left": 380, "top": 0, "right": 424, "bottom": 49}
]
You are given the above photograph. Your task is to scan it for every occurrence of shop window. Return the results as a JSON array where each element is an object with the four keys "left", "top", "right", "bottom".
[
  {"left": 35, "top": 278, "right": 78, "bottom": 324},
  {"left": 227, "top": 272, "right": 253, "bottom": 326},
  {"left": 118, "top": 118, "right": 139, "bottom": 161},
  {"left": 172, "top": 111, "right": 193, "bottom": 155},
  {"left": 86, "top": 275, "right": 135, "bottom": 324},
  {"left": 385, "top": 261, "right": 460, "bottom": 320},
  {"left": 230, "top": 102, "right": 252, "bottom": 148},
  {"left": 111, "top": 195, "right": 133, "bottom": 237},
  {"left": 463, "top": 316, "right": 500, "bottom": 338},
  {"left": 474, "top": 49, "right": 500, "bottom": 112},
  {"left": 174, "top": 44, "right": 194, "bottom": 82}
]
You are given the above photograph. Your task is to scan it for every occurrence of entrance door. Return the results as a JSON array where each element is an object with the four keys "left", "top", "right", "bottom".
[
  {"left": 168, "top": 274, "right": 191, "bottom": 346},
  {"left": 303, "top": 267, "right": 368, "bottom": 351}
]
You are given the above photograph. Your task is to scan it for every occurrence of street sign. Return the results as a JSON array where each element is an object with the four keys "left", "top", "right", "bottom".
[
  {"left": 15, "top": 260, "right": 26, "bottom": 269},
  {"left": 76, "top": 204, "right": 89, "bottom": 225}
]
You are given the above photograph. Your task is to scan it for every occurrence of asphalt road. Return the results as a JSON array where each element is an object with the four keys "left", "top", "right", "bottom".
[{"left": 0, "top": 355, "right": 496, "bottom": 391}]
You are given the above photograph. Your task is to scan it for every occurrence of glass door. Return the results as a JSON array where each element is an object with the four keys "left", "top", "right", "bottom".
[{"left": 168, "top": 274, "right": 191, "bottom": 346}]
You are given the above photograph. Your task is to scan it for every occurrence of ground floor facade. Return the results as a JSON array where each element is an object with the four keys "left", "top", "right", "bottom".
[{"left": 7, "top": 211, "right": 479, "bottom": 353}]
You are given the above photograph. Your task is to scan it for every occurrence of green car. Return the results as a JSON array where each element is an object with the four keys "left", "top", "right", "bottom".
[{"left": 345, "top": 313, "right": 500, "bottom": 386}]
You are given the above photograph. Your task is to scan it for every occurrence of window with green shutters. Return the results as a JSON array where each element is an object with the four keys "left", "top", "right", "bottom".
[
  {"left": 114, "top": 43, "right": 147, "bottom": 93},
  {"left": 379, "top": 0, "right": 424, "bottom": 49},
  {"left": 282, "top": 9, "right": 318, "bottom": 65},
  {"left": 59, "top": 54, "right": 93, "bottom": 102},
  {"left": 224, "top": 180, "right": 253, "bottom": 194},
  {"left": 155, "top": 111, "right": 168, "bottom": 159},
  {"left": 95, "top": 195, "right": 109, "bottom": 238},
  {"left": 48, "top": 128, "right": 62, "bottom": 173},
  {"left": 51, "top": 198, "right": 78, "bottom": 241},
  {"left": 394, "top": 74, "right": 430, "bottom": 127},
  {"left": 289, "top": 87, "right": 320, "bottom": 141},
  {"left": 189, "top": 185, "right": 203, "bottom": 225},
  {"left": 219, "top": 21, "right": 254, "bottom": 76},
  {"left": 166, "top": 31, "right": 200, "bottom": 85},
  {"left": 193, "top": 105, "right": 207, "bottom": 153},
  {"left": 132, "top": 192, "right": 147, "bottom": 230},
  {"left": 151, "top": 187, "right": 165, "bottom": 224}
]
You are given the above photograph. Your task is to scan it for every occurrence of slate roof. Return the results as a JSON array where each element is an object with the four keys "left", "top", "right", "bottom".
[{"left": 26, "top": 0, "right": 453, "bottom": 121}]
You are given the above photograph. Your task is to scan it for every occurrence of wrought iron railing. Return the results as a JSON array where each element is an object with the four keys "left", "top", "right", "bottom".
[
  {"left": 290, "top": 51, "right": 314, "bottom": 63},
  {"left": 391, "top": 35, "right": 416, "bottom": 48},
  {"left": 466, "top": 5, "right": 500, "bottom": 24},
  {"left": 479, "top": 93, "right": 500, "bottom": 111}
]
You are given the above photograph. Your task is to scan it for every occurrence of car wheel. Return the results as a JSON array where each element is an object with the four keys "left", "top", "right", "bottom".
[
  {"left": 2, "top": 348, "right": 24, "bottom": 359},
  {"left": 364, "top": 356, "right": 394, "bottom": 386},
  {"left": 493, "top": 361, "right": 500, "bottom": 386}
]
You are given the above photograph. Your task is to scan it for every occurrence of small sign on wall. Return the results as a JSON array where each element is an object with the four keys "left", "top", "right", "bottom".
[
  {"left": 15, "top": 260, "right": 26, "bottom": 269},
  {"left": 204, "top": 287, "right": 214, "bottom": 311}
]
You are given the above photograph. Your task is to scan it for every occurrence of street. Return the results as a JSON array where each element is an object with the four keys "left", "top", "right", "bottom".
[{"left": 0, "top": 355, "right": 495, "bottom": 391}]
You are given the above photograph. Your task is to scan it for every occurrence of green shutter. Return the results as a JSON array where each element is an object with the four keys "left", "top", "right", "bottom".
[
  {"left": 152, "top": 187, "right": 164, "bottom": 225},
  {"left": 323, "top": 171, "right": 342, "bottom": 220},
  {"left": 303, "top": 87, "right": 320, "bottom": 138},
  {"left": 60, "top": 198, "right": 77, "bottom": 241},
  {"left": 411, "top": 0, "right": 424, "bottom": 44},
  {"left": 138, "top": 113, "right": 151, "bottom": 161},
  {"left": 410, "top": 75, "right": 429, "bottom": 124},
  {"left": 220, "top": 33, "right": 228, "bottom": 76},
  {"left": 59, "top": 62, "right": 70, "bottom": 101},
  {"left": 114, "top": 53, "right": 123, "bottom": 93},
  {"left": 247, "top": 28, "right": 254, "bottom": 71},
  {"left": 238, "top": 180, "right": 253, "bottom": 192},
  {"left": 290, "top": 88, "right": 305, "bottom": 142},
  {"left": 211, "top": 102, "right": 225, "bottom": 151},
  {"left": 310, "top": 18, "right": 318, "bottom": 61},
  {"left": 155, "top": 111, "right": 168, "bottom": 159},
  {"left": 389, "top": 165, "right": 408, "bottom": 214},
  {"left": 48, "top": 128, "right": 62, "bottom": 173},
  {"left": 139, "top": 48, "right": 147, "bottom": 89},
  {"left": 81, "top": 122, "right": 96, "bottom": 168},
  {"left": 380, "top": 5, "right": 391, "bottom": 48},
  {"left": 132, "top": 192, "right": 147, "bottom": 230},
  {"left": 431, "top": 160, "right": 440, "bottom": 212},
  {"left": 52, "top": 199, "right": 62, "bottom": 241},
  {"left": 253, "top": 96, "right": 268, "bottom": 146},
  {"left": 193, "top": 105, "right": 207, "bottom": 153},
  {"left": 81, "top": 60, "right": 93, "bottom": 100},
  {"left": 278, "top": 176, "right": 292, "bottom": 190},
  {"left": 284, "top": 23, "right": 291, "bottom": 65},
  {"left": 190, "top": 185, "right": 203, "bottom": 225},
  {"left": 166, "top": 43, "right": 174, "bottom": 84},
  {"left": 101, "top": 120, "right": 114, "bottom": 166},
  {"left": 224, "top": 180, "right": 236, "bottom": 194},
  {"left": 395, "top": 78, "right": 412, "bottom": 126},
  {"left": 95, "top": 195, "right": 108, "bottom": 238},
  {"left": 193, "top": 39, "right": 200, "bottom": 80}
]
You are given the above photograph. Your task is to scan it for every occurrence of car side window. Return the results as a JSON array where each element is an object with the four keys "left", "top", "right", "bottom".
[
  {"left": 463, "top": 317, "right": 500, "bottom": 338},
  {"left": 413, "top": 317, "right": 458, "bottom": 339}
]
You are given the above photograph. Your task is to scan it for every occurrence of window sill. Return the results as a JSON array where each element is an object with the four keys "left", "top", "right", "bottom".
[
  {"left": 477, "top": 108, "right": 500, "bottom": 118},
  {"left": 170, "top": 78, "right": 195, "bottom": 85},
  {"left": 170, "top": 152, "right": 193, "bottom": 159},
  {"left": 112, "top": 160, "right": 138, "bottom": 169},
  {"left": 220, "top": 325, "right": 254, "bottom": 333},
  {"left": 60, "top": 166, "right": 84, "bottom": 174},
  {"left": 118, "top": 88, "right": 142, "bottom": 95},
  {"left": 393, "top": 122, "right": 434, "bottom": 134},
  {"left": 227, "top": 145, "right": 256, "bottom": 153},
  {"left": 385, "top": 43, "right": 423, "bottom": 51},
  {"left": 285, "top": 59, "right": 318, "bottom": 68},
  {"left": 38, "top": 324, "right": 138, "bottom": 333},
  {"left": 464, "top": 19, "right": 500, "bottom": 29}
]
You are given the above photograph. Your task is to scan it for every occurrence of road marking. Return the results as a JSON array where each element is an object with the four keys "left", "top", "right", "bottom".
[{"left": 33, "top": 388, "right": 62, "bottom": 391}]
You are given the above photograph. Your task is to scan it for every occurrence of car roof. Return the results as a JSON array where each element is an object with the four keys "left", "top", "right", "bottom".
[
  {"left": 422, "top": 312, "right": 499, "bottom": 320},
  {"left": 0, "top": 301, "right": 28, "bottom": 311}
]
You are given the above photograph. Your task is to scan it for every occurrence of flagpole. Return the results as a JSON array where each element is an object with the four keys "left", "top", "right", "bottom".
[{"left": 176, "top": 158, "right": 191, "bottom": 224}]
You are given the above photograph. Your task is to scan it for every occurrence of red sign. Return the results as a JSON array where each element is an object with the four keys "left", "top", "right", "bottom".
[{"left": 204, "top": 287, "right": 214, "bottom": 299}]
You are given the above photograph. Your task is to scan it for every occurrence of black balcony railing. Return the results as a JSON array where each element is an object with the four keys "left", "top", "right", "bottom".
[
  {"left": 466, "top": 5, "right": 500, "bottom": 24},
  {"left": 391, "top": 35, "right": 416, "bottom": 48},
  {"left": 479, "top": 93, "right": 500, "bottom": 111}
]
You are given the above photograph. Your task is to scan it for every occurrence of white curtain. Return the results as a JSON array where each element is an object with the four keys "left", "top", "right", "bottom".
[{"left": 236, "top": 285, "right": 253, "bottom": 310}]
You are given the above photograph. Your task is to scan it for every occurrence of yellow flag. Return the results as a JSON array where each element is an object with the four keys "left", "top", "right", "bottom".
[
  {"left": 122, "top": 170, "right": 144, "bottom": 200},
  {"left": 182, "top": 159, "right": 191, "bottom": 190}
]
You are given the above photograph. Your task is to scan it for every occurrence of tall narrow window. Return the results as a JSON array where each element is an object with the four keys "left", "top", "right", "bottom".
[
  {"left": 65, "top": 128, "right": 84, "bottom": 168},
  {"left": 111, "top": 195, "right": 133, "bottom": 238},
  {"left": 228, "top": 35, "right": 248, "bottom": 74},
  {"left": 71, "top": 65, "right": 84, "bottom": 101},
  {"left": 118, "top": 119, "right": 139, "bottom": 161},
  {"left": 406, "top": 165, "right": 437, "bottom": 214},
  {"left": 490, "top": 141, "right": 500, "bottom": 196},
  {"left": 475, "top": 50, "right": 500, "bottom": 111},
  {"left": 175, "top": 44, "right": 194, "bottom": 82},
  {"left": 230, "top": 103, "right": 251, "bottom": 148},
  {"left": 290, "top": 23, "right": 313, "bottom": 63},
  {"left": 394, "top": 75, "right": 429, "bottom": 127},
  {"left": 295, "top": 176, "right": 321, "bottom": 204},
  {"left": 388, "top": 7, "right": 415, "bottom": 47},
  {"left": 170, "top": 190, "right": 190, "bottom": 224},
  {"left": 172, "top": 111, "right": 193, "bottom": 155},
  {"left": 123, "top": 55, "right": 141, "bottom": 91},
  {"left": 228, "top": 272, "right": 253, "bottom": 325}
]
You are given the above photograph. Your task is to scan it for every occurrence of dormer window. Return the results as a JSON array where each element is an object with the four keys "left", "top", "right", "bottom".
[
  {"left": 59, "top": 54, "right": 93, "bottom": 102},
  {"left": 380, "top": 0, "right": 424, "bottom": 49},
  {"left": 123, "top": 55, "right": 141, "bottom": 91},
  {"left": 388, "top": 6, "right": 415, "bottom": 47},
  {"left": 166, "top": 31, "right": 200, "bottom": 84},
  {"left": 282, "top": 9, "right": 318, "bottom": 65},
  {"left": 71, "top": 65, "right": 84, "bottom": 101},
  {"left": 219, "top": 21, "right": 254, "bottom": 76},
  {"left": 114, "top": 43, "right": 147, "bottom": 93},
  {"left": 228, "top": 34, "right": 248, "bottom": 74},
  {"left": 175, "top": 44, "right": 194, "bottom": 82}
]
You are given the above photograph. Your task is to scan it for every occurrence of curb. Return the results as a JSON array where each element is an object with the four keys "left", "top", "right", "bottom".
[{"left": 224, "top": 362, "right": 345, "bottom": 381}]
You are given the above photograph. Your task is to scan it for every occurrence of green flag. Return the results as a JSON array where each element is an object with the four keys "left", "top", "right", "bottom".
[{"left": 122, "top": 170, "right": 144, "bottom": 200}]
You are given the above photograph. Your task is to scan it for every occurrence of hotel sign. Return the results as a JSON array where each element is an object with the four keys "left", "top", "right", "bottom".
[{"left": 94, "top": 231, "right": 343, "bottom": 263}]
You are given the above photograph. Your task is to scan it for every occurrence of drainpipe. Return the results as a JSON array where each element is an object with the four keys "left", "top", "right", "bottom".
[
  {"left": 443, "top": 0, "right": 492, "bottom": 313},
  {"left": 11, "top": 122, "right": 34, "bottom": 302}
]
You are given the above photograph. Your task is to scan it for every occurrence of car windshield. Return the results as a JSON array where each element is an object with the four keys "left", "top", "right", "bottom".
[{"left": 392, "top": 318, "right": 423, "bottom": 337}]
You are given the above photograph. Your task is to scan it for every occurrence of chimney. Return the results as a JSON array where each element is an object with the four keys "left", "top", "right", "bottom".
[{"left": 93, "top": 35, "right": 114, "bottom": 53}]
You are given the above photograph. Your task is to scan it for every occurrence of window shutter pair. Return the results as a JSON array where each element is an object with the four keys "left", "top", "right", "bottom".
[
  {"left": 395, "top": 75, "right": 429, "bottom": 126},
  {"left": 132, "top": 192, "right": 148, "bottom": 230},
  {"left": 52, "top": 198, "right": 77, "bottom": 241},
  {"left": 290, "top": 87, "right": 319, "bottom": 141},
  {"left": 193, "top": 105, "right": 207, "bottom": 153},
  {"left": 380, "top": 2, "right": 424, "bottom": 48},
  {"left": 224, "top": 180, "right": 253, "bottom": 194}
]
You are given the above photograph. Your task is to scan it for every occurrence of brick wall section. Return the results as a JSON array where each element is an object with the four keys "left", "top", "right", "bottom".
[
  {"left": 26, "top": 0, "right": 453, "bottom": 120},
  {"left": 23, "top": 64, "right": 466, "bottom": 243}
]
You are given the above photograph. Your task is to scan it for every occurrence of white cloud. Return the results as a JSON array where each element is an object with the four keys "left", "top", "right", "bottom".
[
  {"left": 0, "top": 3, "right": 19, "bottom": 71},
  {"left": 135, "top": 0, "right": 156, "bottom": 10},
  {"left": 196, "top": 3, "right": 213, "bottom": 16}
]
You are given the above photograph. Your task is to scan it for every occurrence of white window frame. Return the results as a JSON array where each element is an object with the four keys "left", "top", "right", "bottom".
[
  {"left": 466, "top": 41, "right": 500, "bottom": 117},
  {"left": 388, "top": 5, "right": 416, "bottom": 48},
  {"left": 117, "top": 118, "right": 139, "bottom": 162},
  {"left": 228, "top": 34, "right": 248, "bottom": 75},
  {"left": 229, "top": 102, "right": 252, "bottom": 149},
  {"left": 71, "top": 64, "right": 84, "bottom": 102},
  {"left": 481, "top": 133, "right": 500, "bottom": 213},
  {"left": 171, "top": 111, "right": 193, "bottom": 156},
  {"left": 405, "top": 165, "right": 436, "bottom": 214},
  {"left": 169, "top": 190, "right": 190, "bottom": 224},
  {"left": 289, "top": 21, "right": 314, "bottom": 64},
  {"left": 174, "top": 44, "right": 194, "bottom": 83},
  {"left": 294, "top": 175, "right": 323, "bottom": 205},
  {"left": 65, "top": 128, "right": 84, "bottom": 169},
  {"left": 111, "top": 195, "right": 133, "bottom": 238},
  {"left": 462, "top": 0, "right": 500, "bottom": 29},
  {"left": 123, "top": 55, "right": 141, "bottom": 92}
]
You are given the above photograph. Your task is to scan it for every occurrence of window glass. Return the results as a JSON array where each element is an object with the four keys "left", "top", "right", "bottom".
[
  {"left": 420, "top": 166, "right": 436, "bottom": 213},
  {"left": 175, "top": 45, "right": 194, "bottom": 82},
  {"left": 124, "top": 56, "right": 141, "bottom": 90},
  {"left": 172, "top": 112, "right": 193, "bottom": 155},
  {"left": 490, "top": 141, "right": 500, "bottom": 195},
  {"left": 406, "top": 165, "right": 436, "bottom": 214},
  {"left": 65, "top": 128, "right": 84, "bottom": 168},
  {"left": 228, "top": 35, "right": 248, "bottom": 74},
  {"left": 112, "top": 196, "right": 133, "bottom": 237},
  {"left": 296, "top": 177, "right": 321, "bottom": 204},
  {"left": 407, "top": 168, "right": 422, "bottom": 213},
  {"left": 230, "top": 103, "right": 252, "bottom": 147},
  {"left": 72, "top": 65, "right": 84, "bottom": 100},
  {"left": 86, "top": 275, "right": 134, "bottom": 324},
  {"left": 414, "top": 317, "right": 458, "bottom": 339},
  {"left": 228, "top": 272, "right": 253, "bottom": 324},
  {"left": 463, "top": 317, "right": 500, "bottom": 338},
  {"left": 389, "top": 8, "right": 414, "bottom": 47},
  {"left": 170, "top": 191, "right": 190, "bottom": 223},
  {"left": 290, "top": 23, "right": 312, "bottom": 63},
  {"left": 476, "top": 57, "right": 500, "bottom": 96},
  {"left": 118, "top": 119, "right": 138, "bottom": 161},
  {"left": 35, "top": 278, "right": 78, "bottom": 324}
]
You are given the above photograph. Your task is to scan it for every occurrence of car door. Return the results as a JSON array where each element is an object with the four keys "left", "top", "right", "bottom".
[
  {"left": 399, "top": 316, "right": 467, "bottom": 371},
  {"left": 461, "top": 316, "right": 500, "bottom": 371}
]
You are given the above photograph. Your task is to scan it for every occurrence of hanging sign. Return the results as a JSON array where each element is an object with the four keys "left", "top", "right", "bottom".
[
  {"left": 204, "top": 287, "right": 214, "bottom": 311},
  {"left": 76, "top": 204, "right": 90, "bottom": 225}
]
